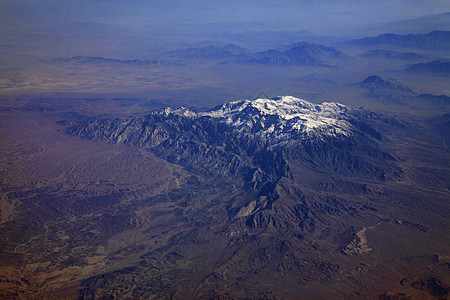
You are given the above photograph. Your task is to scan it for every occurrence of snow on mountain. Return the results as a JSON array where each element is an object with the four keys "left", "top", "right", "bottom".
[{"left": 163, "top": 96, "right": 353, "bottom": 142}]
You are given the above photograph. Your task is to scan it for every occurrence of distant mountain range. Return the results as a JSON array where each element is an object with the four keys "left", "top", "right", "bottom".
[
  {"left": 349, "top": 30, "right": 450, "bottom": 50},
  {"left": 53, "top": 42, "right": 346, "bottom": 68},
  {"left": 220, "top": 30, "right": 347, "bottom": 48},
  {"left": 404, "top": 59, "right": 450, "bottom": 74},
  {"left": 360, "top": 75, "right": 450, "bottom": 108},
  {"left": 359, "top": 50, "right": 430, "bottom": 60},
  {"left": 374, "top": 12, "right": 450, "bottom": 34},
  {"left": 52, "top": 56, "right": 190, "bottom": 66},
  {"left": 166, "top": 43, "right": 250, "bottom": 60},
  {"left": 360, "top": 75, "right": 417, "bottom": 97},
  {"left": 167, "top": 42, "right": 345, "bottom": 67},
  {"left": 225, "top": 42, "right": 345, "bottom": 66}
]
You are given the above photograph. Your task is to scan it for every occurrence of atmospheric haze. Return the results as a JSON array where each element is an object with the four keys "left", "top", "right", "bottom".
[{"left": 0, "top": 1, "right": 449, "bottom": 299}]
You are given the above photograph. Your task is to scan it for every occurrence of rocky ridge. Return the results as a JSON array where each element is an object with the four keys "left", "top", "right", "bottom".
[{"left": 69, "top": 96, "right": 398, "bottom": 196}]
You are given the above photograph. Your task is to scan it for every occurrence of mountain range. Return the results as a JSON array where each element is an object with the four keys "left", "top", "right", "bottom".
[
  {"left": 404, "top": 59, "right": 450, "bottom": 74},
  {"left": 53, "top": 56, "right": 189, "bottom": 66},
  {"left": 167, "top": 42, "right": 345, "bottom": 66},
  {"left": 0, "top": 95, "right": 448, "bottom": 298},
  {"left": 373, "top": 12, "right": 450, "bottom": 34},
  {"left": 65, "top": 96, "right": 450, "bottom": 298},
  {"left": 69, "top": 96, "right": 393, "bottom": 186},
  {"left": 360, "top": 75, "right": 417, "bottom": 97},
  {"left": 359, "top": 49, "right": 430, "bottom": 60},
  {"left": 166, "top": 43, "right": 250, "bottom": 60},
  {"left": 360, "top": 75, "right": 450, "bottom": 108},
  {"left": 50, "top": 42, "right": 344, "bottom": 68},
  {"left": 349, "top": 30, "right": 450, "bottom": 50}
]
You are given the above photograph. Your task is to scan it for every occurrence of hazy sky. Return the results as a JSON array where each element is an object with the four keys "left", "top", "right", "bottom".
[
  {"left": 0, "top": 0, "right": 449, "bottom": 100},
  {"left": 1, "top": 0, "right": 450, "bottom": 36}
]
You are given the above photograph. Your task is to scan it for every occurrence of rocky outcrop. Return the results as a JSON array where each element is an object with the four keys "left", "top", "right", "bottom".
[
  {"left": 68, "top": 96, "right": 402, "bottom": 235},
  {"left": 69, "top": 97, "right": 398, "bottom": 186}
]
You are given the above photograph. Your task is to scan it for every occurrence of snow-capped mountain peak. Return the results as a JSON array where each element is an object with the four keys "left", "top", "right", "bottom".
[
  {"left": 200, "top": 96, "right": 348, "bottom": 119},
  {"left": 165, "top": 96, "right": 353, "bottom": 140}
]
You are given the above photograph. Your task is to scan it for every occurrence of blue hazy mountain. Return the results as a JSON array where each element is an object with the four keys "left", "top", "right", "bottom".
[
  {"left": 373, "top": 12, "right": 450, "bottom": 34},
  {"left": 229, "top": 44, "right": 343, "bottom": 66},
  {"left": 404, "top": 59, "right": 450, "bottom": 74},
  {"left": 167, "top": 42, "right": 345, "bottom": 66},
  {"left": 359, "top": 50, "right": 430, "bottom": 60},
  {"left": 166, "top": 44, "right": 251, "bottom": 60},
  {"left": 360, "top": 75, "right": 417, "bottom": 97},
  {"left": 349, "top": 30, "right": 450, "bottom": 50},
  {"left": 52, "top": 56, "right": 188, "bottom": 66},
  {"left": 360, "top": 75, "right": 450, "bottom": 109}
]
